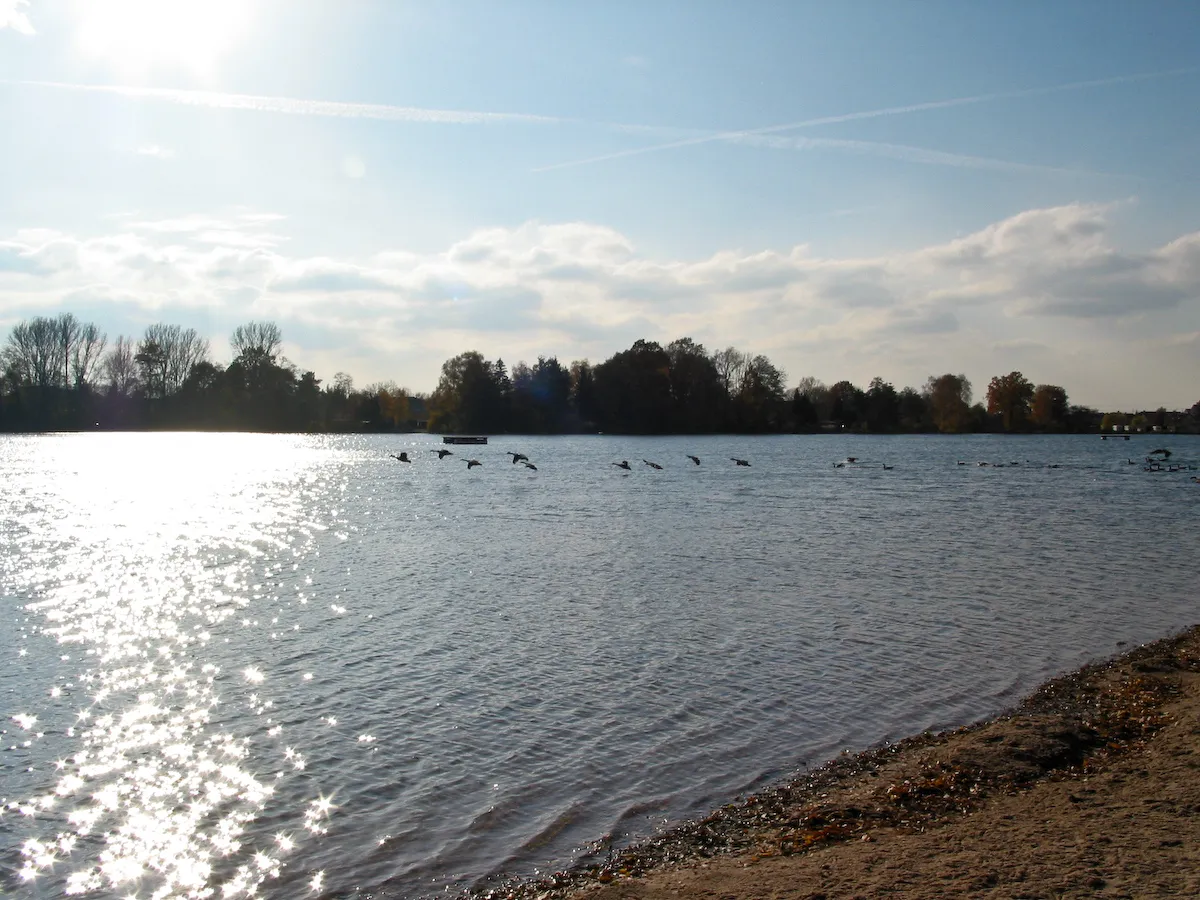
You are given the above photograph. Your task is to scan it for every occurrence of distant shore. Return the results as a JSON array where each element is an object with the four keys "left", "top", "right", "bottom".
[{"left": 473, "top": 625, "right": 1200, "bottom": 900}]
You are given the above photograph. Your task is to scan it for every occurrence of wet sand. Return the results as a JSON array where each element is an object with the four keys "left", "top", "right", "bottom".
[{"left": 477, "top": 624, "right": 1200, "bottom": 899}]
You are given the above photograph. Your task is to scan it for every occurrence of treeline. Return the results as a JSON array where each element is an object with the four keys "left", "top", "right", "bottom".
[
  {"left": 0, "top": 314, "right": 413, "bottom": 432},
  {"left": 3, "top": 314, "right": 1196, "bottom": 434},
  {"left": 426, "top": 341, "right": 1116, "bottom": 434}
]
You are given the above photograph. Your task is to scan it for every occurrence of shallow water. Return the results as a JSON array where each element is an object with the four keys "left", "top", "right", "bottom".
[{"left": 1, "top": 433, "right": 1197, "bottom": 899}]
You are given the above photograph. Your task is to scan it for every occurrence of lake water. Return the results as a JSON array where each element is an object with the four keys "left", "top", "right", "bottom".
[{"left": 1, "top": 433, "right": 1197, "bottom": 899}]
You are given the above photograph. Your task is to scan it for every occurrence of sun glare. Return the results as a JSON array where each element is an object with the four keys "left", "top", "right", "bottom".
[{"left": 74, "top": 0, "right": 253, "bottom": 77}]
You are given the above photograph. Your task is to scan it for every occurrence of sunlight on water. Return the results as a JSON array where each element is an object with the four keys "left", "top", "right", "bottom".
[{"left": 1, "top": 434, "right": 340, "bottom": 899}]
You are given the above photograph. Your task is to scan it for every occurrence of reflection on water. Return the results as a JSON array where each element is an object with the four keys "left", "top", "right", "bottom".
[{"left": 1, "top": 433, "right": 1197, "bottom": 898}]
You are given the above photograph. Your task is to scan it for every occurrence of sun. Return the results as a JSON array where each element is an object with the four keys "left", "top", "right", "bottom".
[{"left": 73, "top": 0, "right": 253, "bottom": 77}]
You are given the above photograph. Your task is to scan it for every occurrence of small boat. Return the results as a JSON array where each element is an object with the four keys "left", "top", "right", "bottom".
[{"left": 442, "top": 436, "right": 488, "bottom": 445}]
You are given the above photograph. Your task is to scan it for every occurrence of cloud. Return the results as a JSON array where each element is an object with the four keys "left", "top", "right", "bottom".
[
  {"left": 1, "top": 203, "right": 1198, "bottom": 407},
  {"left": 0, "top": 0, "right": 33, "bottom": 34},
  {"left": 534, "top": 68, "right": 1196, "bottom": 173},
  {"left": 136, "top": 144, "right": 174, "bottom": 159},
  {"left": 10, "top": 80, "right": 570, "bottom": 125}
]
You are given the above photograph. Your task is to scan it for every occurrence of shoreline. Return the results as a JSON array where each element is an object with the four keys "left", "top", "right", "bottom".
[{"left": 470, "top": 624, "right": 1200, "bottom": 899}]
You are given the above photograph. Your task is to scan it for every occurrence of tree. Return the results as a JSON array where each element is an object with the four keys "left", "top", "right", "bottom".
[
  {"left": 70, "top": 322, "right": 107, "bottom": 387},
  {"left": 864, "top": 377, "right": 900, "bottom": 431},
  {"left": 827, "top": 380, "right": 864, "bottom": 429},
  {"left": 230, "top": 321, "right": 283, "bottom": 364},
  {"left": 734, "top": 355, "right": 788, "bottom": 431},
  {"left": 923, "top": 374, "right": 972, "bottom": 433},
  {"left": 3, "top": 316, "right": 60, "bottom": 388},
  {"left": 102, "top": 336, "right": 139, "bottom": 396},
  {"left": 666, "top": 338, "right": 724, "bottom": 431},
  {"left": 1030, "top": 384, "right": 1069, "bottom": 430},
  {"left": 986, "top": 371, "right": 1034, "bottom": 432},
  {"left": 137, "top": 324, "right": 210, "bottom": 397}
]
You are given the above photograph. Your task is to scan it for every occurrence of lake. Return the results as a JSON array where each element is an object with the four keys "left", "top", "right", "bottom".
[{"left": 1, "top": 432, "right": 1197, "bottom": 899}]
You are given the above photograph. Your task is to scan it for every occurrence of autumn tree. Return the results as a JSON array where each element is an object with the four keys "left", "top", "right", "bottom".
[
  {"left": 923, "top": 374, "right": 972, "bottom": 433},
  {"left": 1030, "top": 384, "right": 1069, "bottom": 430},
  {"left": 986, "top": 371, "right": 1034, "bottom": 431}
]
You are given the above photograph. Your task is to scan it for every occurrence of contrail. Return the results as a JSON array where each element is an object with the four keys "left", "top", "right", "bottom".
[
  {"left": 6, "top": 80, "right": 569, "bottom": 125},
  {"left": 733, "top": 134, "right": 1114, "bottom": 178},
  {"left": 533, "top": 68, "right": 1198, "bottom": 173}
]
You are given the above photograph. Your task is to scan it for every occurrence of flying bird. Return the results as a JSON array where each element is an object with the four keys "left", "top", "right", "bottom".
[
  {"left": 522, "top": 461, "right": 538, "bottom": 471},
  {"left": 466, "top": 459, "right": 482, "bottom": 469},
  {"left": 687, "top": 455, "right": 700, "bottom": 465},
  {"left": 643, "top": 459, "right": 663, "bottom": 470},
  {"left": 731, "top": 458, "right": 751, "bottom": 467},
  {"left": 390, "top": 452, "right": 410, "bottom": 463},
  {"left": 845, "top": 457, "right": 858, "bottom": 463},
  {"left": 431, "top": 449, "right": 453, "bottom": 459},
  {"left": 507, "top": 452, "right": 529, "bottom": 464},
  {"left": 612, "top": 461, "right": 631, "bottom": 470}
]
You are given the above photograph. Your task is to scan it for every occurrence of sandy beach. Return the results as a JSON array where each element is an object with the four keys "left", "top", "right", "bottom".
[{"left": 478, "top": 625, "right": 1200, "bottom": 900}]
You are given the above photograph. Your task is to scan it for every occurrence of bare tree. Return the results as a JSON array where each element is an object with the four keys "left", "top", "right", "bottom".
[
  {"left": 230, "top": 321, "right": 283, "bottom": 363},
  {"left": 3, "top": 316, "right": 64, "bottom": 388},
  {"left": 71, "top": 322, "right": 107, "bottom": 387},
  {"left": 56, "top": 313, "right": 81, "bottom": 388},
  {"left": 137, "top": 323, "right": 210, "bottom": 397},
  {"left": 711, "top": 346, "right": 749, "bottom": 396},
  {"left": 102, "top": 336, "right": 139, "bottom": 396}
]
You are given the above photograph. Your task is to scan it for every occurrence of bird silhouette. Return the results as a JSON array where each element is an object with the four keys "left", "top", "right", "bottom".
[
  {"left": 612, "top": 460, "right": 631, "bottom": 470},
  {"left": 687, "top": 455, "right": 700, "bottom": 465},
  {"left": 390, "top": 452, "right": 411, "bottom": 463},
  {"left": 466, "top": 459, "right": 482, "bottom": 469},
  {"left": 643, "top": 459, "right": 663, "bottom": 470},
  {"left": 522, "top": 461, "right": 538, "bottom": 471},
  {"left": 507, "top": 452, "right": 529, "bottom": 464},
  {"left": 731, "top": 458, "right": 751, "bottom": 467},
  {"left": 431, "top": 449, "right": 453, "bottom": 459},
  {"left": 882, "top": 464, "right": 894, "bottom": 470},
  {"left": 845, "top": 457, "right": 858, "bottom": 463}
]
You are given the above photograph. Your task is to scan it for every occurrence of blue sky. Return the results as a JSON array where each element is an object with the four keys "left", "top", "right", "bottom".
[{"left": 2, "top": 0, "right": 1198, "bottom": 409}]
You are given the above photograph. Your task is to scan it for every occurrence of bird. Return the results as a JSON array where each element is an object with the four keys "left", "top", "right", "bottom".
[
  {"left": 466, "top": 459, "right": 482, "bottom": 469},
  {"left": 431, "top": 449, "right": 453, "bottom": 459},
  {"left": 522, "top": 461, "right": 538, "bottom": 471},
  {"left": 687, "top": 455, "right": 700, "bottom": 465},
  {"left": 1150, "top": 448, "right": 1171, "bottom": 458},
  {"left": 390, "top": 452, "right": 410, "bottom": 463},
  {"left": 731, "top": 458, "right": 751, "bottom": 467},
  {"left": 957, "top": 460, "right": 966, "bottom": 466},
  {"left": 643, "top": 459, "right": 663, "bottom": 470},
  {"left": 612, "top": 460, "right": 631, "bottom": 470},
  {"left": 846, "top": 457, "right": 858, "bottom": 463},
  {"left": 506, "top": 452, "right": 529, "bottom": 464},
  {"left": 882, "top": 464, "right": 894, "bottom": 470},
  {"left": 1127, "top": 459, "right": 1137, "bottom": 465},
  {"left": 834, "top": 462, "right": 845, "bottom": 468}
]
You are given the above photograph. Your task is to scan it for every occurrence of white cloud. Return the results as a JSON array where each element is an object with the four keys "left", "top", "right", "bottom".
[
  {"left": 1, "top": 204, "right": 1197, "bottom": 408},
  {"left": 0, "top": 0, "right": 34, "bottom": 34}
]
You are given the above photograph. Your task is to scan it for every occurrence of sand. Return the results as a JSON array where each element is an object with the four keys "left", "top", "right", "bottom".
[{"left": 478, "top": 625, "right": 1200, "bottom": 900}]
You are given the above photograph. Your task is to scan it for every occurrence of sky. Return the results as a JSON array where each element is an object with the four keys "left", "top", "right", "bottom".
[{"left": 1, "top": 0, "right": 1198, "bottom": 410}]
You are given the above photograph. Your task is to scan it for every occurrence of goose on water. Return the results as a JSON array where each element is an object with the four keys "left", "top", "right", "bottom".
[{"left": 390, "top": 452, "right": 411, "bottom": 463}]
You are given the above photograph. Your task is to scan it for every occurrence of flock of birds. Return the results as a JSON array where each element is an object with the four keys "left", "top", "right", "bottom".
[
  {"left": 388, "top": 445, "right": 1198, "bottom": 481},
  {"left": 389, "top": 450, "right": 753, "bottom": 471}
]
